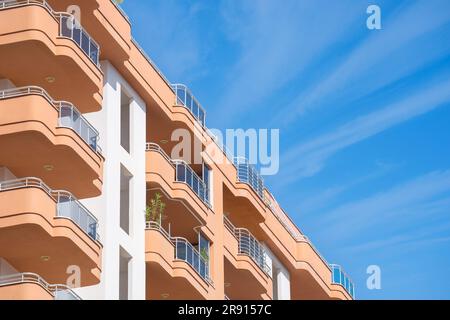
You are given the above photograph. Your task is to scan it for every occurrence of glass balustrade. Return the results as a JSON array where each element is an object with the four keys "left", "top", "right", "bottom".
[
  {"left": 331, "top": 264, "right": 355, "bottom": 298},
  {"left": 56, "top": 192, "right": 98, "bottom": 241},
  {"left": 174, "top": 238, "right": 210, "bottom": 282},
  {"left": 172, "top": 84, "right": 206, "bottom": 127},
  {"left": 174, "top": 161, "right": 211, "bottom": 207},
  {"left": 234, "top": 157, "right": 264, "bottom": 198},
  {"left": 59, "top": 102, "right": 99, "bottom": 152},
  {"left": 59, "top": 14, "right": 100, "bottom": 66}
]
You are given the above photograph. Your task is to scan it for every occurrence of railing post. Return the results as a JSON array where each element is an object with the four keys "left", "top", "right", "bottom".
[{"left": 174, "top": 239, "right": 177, "bottom": 259}]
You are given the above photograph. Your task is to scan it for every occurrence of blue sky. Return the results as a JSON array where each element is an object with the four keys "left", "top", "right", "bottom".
[{"left": 121, "top": 0, "right": 450, "bottom": 299}]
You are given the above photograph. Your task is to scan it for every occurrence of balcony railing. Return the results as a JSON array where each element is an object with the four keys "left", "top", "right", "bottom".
[
  {"left": 174, "top": 237, "right": 210, "bottom": 283},
  {"left": 0, "top": 0, "right": 100, "bottom": 66},
  {"left": 146, "top": 143, "right": 211, "bottom": 208},
  {"left": 0, "top": 177, "right": 99, "bottom": 241},
  {"left": 174, "top": 160, "right": 211, "bottom": 208},
  {"left": 330, "top": 264, "right": 355, "bottom": 299},
  {"left": 0, "top": 86, "right": 101, "bottom": 153},
  {"left": 55, "top": 191, "right": 98, "bottom": 241},
  {"left": 146, "top": 221, "right": 212, "bottom": 284},
  {"left": 224, "top": 216, "right": 271, "bottom": 276},
  {"left": 234, "top": 157, "right": 264, "bottom": 199},
  {"left": 172, "top": 84, "right": 206, "bottom": 127},
  {"left": 58, "top": 13, "right": 100, "bottom": 66},
  {"left": 0, "top": 273, "right": 81, "bottom": 300}
]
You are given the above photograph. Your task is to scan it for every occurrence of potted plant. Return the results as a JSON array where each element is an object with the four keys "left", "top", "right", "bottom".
[{"left": 145, "top": 192, "right": 166, "bottom": 225}]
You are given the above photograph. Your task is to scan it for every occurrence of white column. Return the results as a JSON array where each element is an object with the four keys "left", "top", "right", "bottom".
[
  {"left": 263, "top": 244, "right": 291, "bottom": 300},
  {"left": 76, "top": 61, "right": 146, "bottom": 300}
]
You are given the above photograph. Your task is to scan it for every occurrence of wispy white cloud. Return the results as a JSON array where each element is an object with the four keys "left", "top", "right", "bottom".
[
  {"left": 214, "top": 0, "right": 363, "bottom": 125},
  {"left": 298, "top": 161, "right": 396, "bottom": 214},
  {"left": 276, "top": 77, "right": 450, "bottom": 183},
  {"left": 273, "top": 0, "right": 450, "bottom": 126},
  {"left": 315, "top": 170, "right": 450, "bottom": 243},
  {"left": 340, "top": 224, "right": 450, "bottom": 255}
]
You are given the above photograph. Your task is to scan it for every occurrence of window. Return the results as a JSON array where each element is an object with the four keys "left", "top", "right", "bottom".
[
  {"left": 120, "top": 89, "right": 131, "bottom": 153},
  {"left": 198, "top": 233, "right": 210, "bottom": 279},
  {"left": 203, "top": 163, "right": 211, "bottom": 204},
  {"left": 119, "top": 247, "right": 131, "bottom": 300},
  {"left": 120, "top": 165, "right": 133, "bottom": 234}
]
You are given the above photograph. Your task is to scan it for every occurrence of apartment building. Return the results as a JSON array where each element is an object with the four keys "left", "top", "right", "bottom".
[{"left": 0, "top": 0, "right": 354, "bottom": 300}]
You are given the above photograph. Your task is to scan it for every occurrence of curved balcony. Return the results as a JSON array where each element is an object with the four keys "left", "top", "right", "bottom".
[
  {"left": 331, "top": 264, "right": 355, "bottom": 299},
  {"left": 0, "top": 273, "right": 81, "bottom": 300},
  {"left": 0, "top": 178, "right": 102, "bottom": 286},
  {"left": 47, "top": 0, "right": 132, "bottom": 65},
  {"left": 172, "top": 84, "right": 206, "bottom": 127},
  {"left": 145, "top": 222, "right": 213, "bottom": 300},
  {"left": 0, "top": 0, "right": 103, "bottom": 112},
  {"left": 223, "top": 216, "right": 272, "bottom": 300},
  {"left": 234, "top": 157, "right": 264, "bottom": 198},
  {"left": 0, "top": 86, "right": 103, "bottom": 198},
  {"left": 145, "top": 143, "right": 211, "bottom": 224},
  {"left": 224, "top": 217, "right": 270, "bottom": 275},
  {"left": 224, "top": 217, "right": 272, "bottom": 300},
  {"left": 173, "top": 160, "right": 211, "bottom": 208}
]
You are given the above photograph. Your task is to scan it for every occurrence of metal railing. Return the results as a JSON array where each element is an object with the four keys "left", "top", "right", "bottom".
[
  {"left": 146, "top": 142, "right": 173, "bottom": 165},
  {"left": 172, "top": 84, "right": 206, "bottom": 127},
  {"left": 0, "top": 0, "right": 100, "bottom": 66},
  {"left": 0, "top": 177, "right": 99, "bottom": 241},
  {"left": 234, "top": 157, "right": 264, "bottom": 198},
  {"left": 146, "top": 221, "right": 171, "bottom": 239},
  {"left": 55, "top": 191, "right": 98, "bottom": 241},
  {"left": 330, "top": 264, "right": 355, "bottom": 299},
  {"left": 0, "top": 86, "right": 101, "bottom": 153},
  {"left": 174, "top": 237, "right": 210, "bottom": 283},
  {"left": 174, "top": 160, "right": 211, "bottom": 208},
  {"left": 0, "top": 273, "right": 81, "bottom": 300},
  {"left": 146, "top": 143, "right": 211, "bottom": 208},
  {"left": 59, "top": 102, "right": 100, "bottom": 152},
  {"left": 58, "top": 13, "right": 100, "bottom": 66},
  {"left": 146, "top": 221, "right": 212, "bottom": 284},
  {"left": 0, "top": 0, "right": 51, "bottom": 11},
  {"left": 224, "top": 216, "right": 271, "bottom": 276}
]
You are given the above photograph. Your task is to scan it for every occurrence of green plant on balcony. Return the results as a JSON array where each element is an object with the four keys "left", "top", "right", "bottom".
[
  {"left": 200, "top": 247, "right": 209, "bottom": 262},
  {"left": 145, "top": 192, "right": 166, "bottom": 224}
]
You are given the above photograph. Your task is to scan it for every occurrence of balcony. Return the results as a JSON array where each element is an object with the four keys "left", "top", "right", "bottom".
[
  {"left": 223, "top": 216, "right": 272, "bottom": 300},
  {"left": 145, "top": 222, "right": 213, "bottom": 300},
  {"left": 234, "top": 157, "right": 264, "bottom": 199},
  {"left": 47, "top": 0, "right": 132, "bottom": 65},
  {"left": 146, "top": 143, "right": 211, "bottom": 224},
  {"left": 172, "top": 84, "right": 206, "bottom": 127},
  {"left": 331, "top": 264, "right": 355, "bottom": 299},
  {"left": 173, "top": 160, "right": 211, "bottom": 208},
  {"left": 0, "top": 86, "right": 103, "bottom": 198},
  {"left": 224, "top": 217, "right": 270, "bottom": 275},
  {"left": 0, "top": 177, "right": 102, "bottom": 286},
  {"left": 0, "top": 273, "right": 81, "bottom": 300},
  {"left": 0, "top": 0, "right": 103, "bottom": 112}
]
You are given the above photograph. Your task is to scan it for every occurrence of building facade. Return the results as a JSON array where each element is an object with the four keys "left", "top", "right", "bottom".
[{"left": 0, "top": 0, "right": 354, "bottom": 300}]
